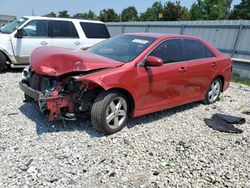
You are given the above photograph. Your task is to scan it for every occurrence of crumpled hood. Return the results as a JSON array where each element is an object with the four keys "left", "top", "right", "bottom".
[{"left": 30, "top": 46, "right": 123, "bottom": 76}]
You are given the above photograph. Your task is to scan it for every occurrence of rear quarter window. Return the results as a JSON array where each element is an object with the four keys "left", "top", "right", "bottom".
[
  {"left": 80, "top": 22, "right": 110, "bottom": 39},
  {"left": 183, "top": 39, "right": 214, "bottom": 61}
]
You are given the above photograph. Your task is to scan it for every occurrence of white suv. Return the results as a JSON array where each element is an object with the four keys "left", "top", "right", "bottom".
[{"left": 0, "top": 16, "right": 110, "bottom": 71}]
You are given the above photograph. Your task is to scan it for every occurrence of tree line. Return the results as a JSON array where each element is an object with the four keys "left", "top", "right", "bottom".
[{"left": 44, "top": 0, "right": 250, "bottom": 21}]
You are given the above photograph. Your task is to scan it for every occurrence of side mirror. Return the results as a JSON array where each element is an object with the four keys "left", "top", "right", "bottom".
[
  {"left": 145, "top": 56, "right": 164, "bottom": 67},
  {"left": 15, "top": 29, "right": 23, "bottom": 38}
]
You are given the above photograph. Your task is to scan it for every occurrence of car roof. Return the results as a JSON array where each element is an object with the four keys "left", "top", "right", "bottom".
[
  {"left": 22, "top": 16, "right": 105, "bottom": 24},
  {"left": 125, "top": 32, "right": 201, "bottom": 40}
]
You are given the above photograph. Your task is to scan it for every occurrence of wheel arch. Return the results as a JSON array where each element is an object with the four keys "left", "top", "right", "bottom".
[
  {"left": 0, "top": 49, "right": 12, "bottom": 64},
  {"left": 213, "top": 75, "right": 224, "bottom": 91},
  {"left": 78, "top": 79, "right": 135, "bottom": 116}
]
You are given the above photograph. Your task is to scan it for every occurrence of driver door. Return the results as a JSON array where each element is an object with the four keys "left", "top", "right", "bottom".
[
  {"left": 136, "top": 39, "right": 187, "bottom": 112},
  {"left": 11, "top": 20, "right": 51, "bottom": 64}
]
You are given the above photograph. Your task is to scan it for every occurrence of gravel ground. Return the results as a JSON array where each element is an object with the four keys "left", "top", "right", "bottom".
[{"left": 0, "top": 71, "right": 250, "bottom": 188}]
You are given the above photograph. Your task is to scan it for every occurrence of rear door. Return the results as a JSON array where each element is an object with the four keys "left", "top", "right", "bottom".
[
  {"left": 183, "top": 39, "right": 217, "bottom": 101},
  {"left": 137, "top": 39, "right": 187, "bottom": 111},
  {"left": 11, "top": 19, "right": 50, "bottom": 64},
  {"left": 49, "top": 20, "right": 81, "bottom": 50}
]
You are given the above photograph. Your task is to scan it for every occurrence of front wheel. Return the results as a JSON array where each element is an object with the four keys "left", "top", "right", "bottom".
[
  {"left": 91, "top": 90, "right": 129, "bottom": 135},
  {"left": 0, "top": 51, "right": 7, "bottom": 72},
  {"left": 204, "top": 78, "right": 222, "bottom": 104}
]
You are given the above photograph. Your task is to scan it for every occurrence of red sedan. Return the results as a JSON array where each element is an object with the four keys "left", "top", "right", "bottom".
[{"left": 20, "top": 33, "right": 232, "bottom": 134}]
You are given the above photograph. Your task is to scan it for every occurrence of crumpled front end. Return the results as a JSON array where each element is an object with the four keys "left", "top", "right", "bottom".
[
  {"left": 19, "top": 47, "right": 122, "bottom": 121},
  {"left": 19, "top": 67, "right": 88, "bottom": 121}
]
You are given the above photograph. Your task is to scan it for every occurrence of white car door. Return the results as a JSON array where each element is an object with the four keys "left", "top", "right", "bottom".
[
  {"left": 49, "top": 20, "right": 82, "bottom": 50},
  {"left": 11, "top": 20, "right": 51, "bottom": 64}
]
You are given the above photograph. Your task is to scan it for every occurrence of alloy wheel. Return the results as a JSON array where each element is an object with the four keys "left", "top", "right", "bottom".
[
  {"left": 208, "top": 80, "right": 221, "bottom": 103},
  {"left": 106, "top": 97, "right": 127, "bottom": 129}
]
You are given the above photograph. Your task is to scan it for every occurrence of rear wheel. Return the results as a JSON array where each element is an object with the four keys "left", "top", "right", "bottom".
[
  {"left": 91, "top": 90, "right": 128, "bottom": 135},
  {"left": 204, "top": 78, "right": 222, "bottom": 104},
  {"left": 0, "top": 51, "right": 7, "bottom": 72}
]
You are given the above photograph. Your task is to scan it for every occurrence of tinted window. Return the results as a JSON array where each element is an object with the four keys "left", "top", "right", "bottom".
[
  {"left": 183, "top": 39, "right": 214, "bottom": 60},
  {"left": 80, "top": 22, "right": 110, "bottom": 38},
  {"left": 88, "top": 35, "right": 156, "bottom": 63},
  {"left": 149, "top": 39, "right": 185, "bottom": 63},
  {"left": 49, "top": 20, "right": 79, "bottom": 38},
  {"left": 22, "top": 20, "right": 48, "bottom": 37}
]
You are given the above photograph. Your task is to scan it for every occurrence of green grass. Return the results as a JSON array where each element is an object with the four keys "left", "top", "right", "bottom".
[{"left": 231, "top": 73, "right": 250, "bottom": 86}]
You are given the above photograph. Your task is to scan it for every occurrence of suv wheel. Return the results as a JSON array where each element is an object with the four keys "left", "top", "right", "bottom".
[
  {"left": 91, "top": 90, "right": 128, "bottom": 135},
  {"left": 0, "top": 51, "right": 7, "bottom": 72}
]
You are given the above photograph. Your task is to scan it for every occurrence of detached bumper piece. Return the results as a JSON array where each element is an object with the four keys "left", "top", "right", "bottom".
[
  {"left": 204, "top": 113, "right": 246, "bottom": 134},
  {"left": 19, "top": 82, "right": 75, "bottom": 121}
]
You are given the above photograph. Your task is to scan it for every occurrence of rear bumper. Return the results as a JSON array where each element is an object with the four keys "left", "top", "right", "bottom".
[{"left": 223, "top": 80, "right": 230, "bottom": 92}]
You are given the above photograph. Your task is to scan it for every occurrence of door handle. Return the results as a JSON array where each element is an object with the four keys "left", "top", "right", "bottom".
[
  {"left": 40, "top": 41, "right": 48, "bottom": 45},
  {"left": 211, "top": 62, "right": 217, "bottom": 67},
  {"left": 178, "top": 67, "right": 187, "bottom": 73},
  {"left": 75, "top": 41, "right": 80, "bottom": 45}
]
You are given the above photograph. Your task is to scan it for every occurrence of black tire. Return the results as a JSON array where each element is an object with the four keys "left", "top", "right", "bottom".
[
  {"left": 91, "top": 90, "right": 129, "bottom": 135},
  {"left": 0, "top": 51, "right": 7, "bottom": 72},
  {"left": 204, "top": 78, "right": 222, "bottom": 104}
]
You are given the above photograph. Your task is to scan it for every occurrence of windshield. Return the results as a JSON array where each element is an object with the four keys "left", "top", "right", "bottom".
[
  {"left": 0, "top": 17, "right": 28, "bottom": 34},
  {"left": 88, "top": 35, "right": 156, "bottom": 63}
]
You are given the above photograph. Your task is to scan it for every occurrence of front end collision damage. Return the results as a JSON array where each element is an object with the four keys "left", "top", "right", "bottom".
[
  {"left": 20, "top": 67, "right": 105, "bottom": 121},
  {"left": 19, "top": 46, "right": 125, "bottom": 121}
]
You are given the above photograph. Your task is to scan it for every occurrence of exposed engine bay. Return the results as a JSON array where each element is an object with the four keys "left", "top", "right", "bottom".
[{"left": 20, "top": 67, "right": 101, "bottom": 121}]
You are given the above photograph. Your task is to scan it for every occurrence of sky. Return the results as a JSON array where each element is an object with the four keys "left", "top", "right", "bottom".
[{"left": 0, "top": 0, "right": 241, "bottom": 18}]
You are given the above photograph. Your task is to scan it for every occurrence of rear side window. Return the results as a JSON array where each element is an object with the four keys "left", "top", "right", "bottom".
[
  {"left": 149, "top": 39, "right": 185, "bottom": 64},
  {"left": 49, "top": 20, "right": 79, "bottom": 38},
  {"left": 183, "top": 39, "right": 214, "bottom": 60},
  {"left": 80, "top": 22, "right": 110, "bottom": 38}
]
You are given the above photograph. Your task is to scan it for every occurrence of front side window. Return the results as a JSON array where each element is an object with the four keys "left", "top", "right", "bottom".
[
  {"left": 149, "top": 39, "right": 185, "bottom": 63},
  {"left": 80, "top": 22, "right": 110, "bottom": 38},
  {"left": 88, "top": 35, "right": 156, "bottom": 63},
  {"left": 49, "top": 20, "right": 79, "bottom": 38},
  {"left": 0, "top": 17, "right": 28, "bottom": 34},
  {"left": 22, "top": 20, "right": 48, "bottom": 37},
  {"left": 183, "top": 39, "right": 214, "bottom": 61}
]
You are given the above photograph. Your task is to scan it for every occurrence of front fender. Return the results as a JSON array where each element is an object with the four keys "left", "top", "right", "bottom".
[
  {"left": 77, "top": 77, "right": 109, "bottom": 90},
  {"left": 76, "top": 76, "right": 136, "bottom": 99}
]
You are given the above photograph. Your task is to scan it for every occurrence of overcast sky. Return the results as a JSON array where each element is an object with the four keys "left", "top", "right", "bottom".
[{"left": 0, "top": 0, "right": 241, "bottom": 17}]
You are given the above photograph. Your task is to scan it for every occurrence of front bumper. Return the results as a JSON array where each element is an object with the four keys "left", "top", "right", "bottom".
[
  {"left": 19, "top": 81, "right": 42, "bottom": 101},
  {"left": 19, "top": 81, "right": 74, "bottom": 121}
]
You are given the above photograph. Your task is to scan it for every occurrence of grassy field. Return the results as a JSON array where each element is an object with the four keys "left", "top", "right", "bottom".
[{"left": 231, "top": 72, "right": 250, "bottom": 86}]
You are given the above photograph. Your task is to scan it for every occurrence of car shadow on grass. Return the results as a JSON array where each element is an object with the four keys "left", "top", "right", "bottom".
[
  {"left": 19, "top": 101, "right": 201, "bottom": 136},
  {"left": 19, "top": 103, "right": 103, "bottom": 137}
]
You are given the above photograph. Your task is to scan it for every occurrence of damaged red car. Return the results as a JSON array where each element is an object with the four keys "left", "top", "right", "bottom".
[{"left": 19, "top": 33, "right": 232, "bottom": 134}]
